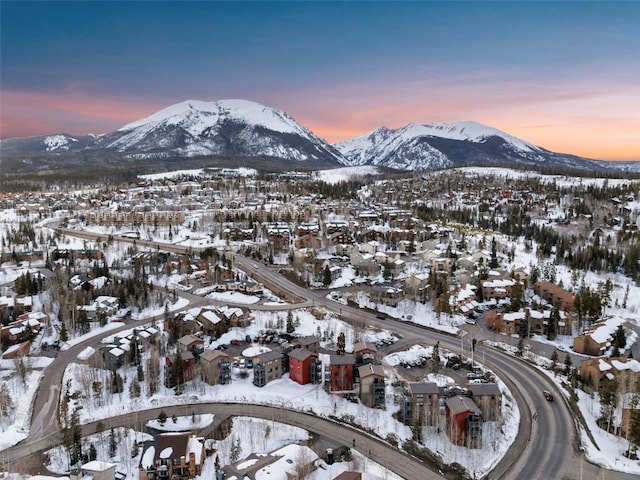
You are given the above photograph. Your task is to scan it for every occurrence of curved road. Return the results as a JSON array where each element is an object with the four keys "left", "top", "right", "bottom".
[{"left": 5, "top": 225, "right": 635, "bottom": 480}]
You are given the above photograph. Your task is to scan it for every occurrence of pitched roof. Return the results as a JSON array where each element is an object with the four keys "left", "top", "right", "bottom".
[
  {"left": 468, "top": 383, "right": 501, "bottom": 396},
  {"left": 288, "top": 348, "right": 317, "bottom": 362},
  {"left": 357, "top": 364, "right": 385, "bottom": 378},
  {"left": 445, "top": 396, "right": 481, "bottom": 416},
  {"left": 330, "top": 354, "right": 355, "bottom": 365},
  {"left": 408, "top": 382, "right": 440, "bottom": 395}
]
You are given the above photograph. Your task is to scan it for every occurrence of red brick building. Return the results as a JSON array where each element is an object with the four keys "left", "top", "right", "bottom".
[
  {"left": 445, "top": 396, "right": 483, "bottom": 448},
  {"left": 329, "top": 354, "right": 355, "bottom": 392},
  {"left": 289, "top": 348, "right": 318, "bottom": 385}
]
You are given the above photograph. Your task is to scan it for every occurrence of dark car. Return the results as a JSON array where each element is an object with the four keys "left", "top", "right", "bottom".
[{"left": 543, "top": 390, "right": 554, "bottom": 401}]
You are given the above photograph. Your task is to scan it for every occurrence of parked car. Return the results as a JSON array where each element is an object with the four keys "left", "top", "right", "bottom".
[
  {"left": 230, "top": 339, "right": 241, "bottom": 345},
  {"left": 543, "top": 390, "right": 554, "bottom": 401}
]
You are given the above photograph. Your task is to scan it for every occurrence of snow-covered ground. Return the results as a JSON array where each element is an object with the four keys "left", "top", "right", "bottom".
[
  {"left": 1, "top": 305, "right": 519, "bottom": 480},
  {"left": 39, "top": 415, "right": 402, "bottom": 480}
]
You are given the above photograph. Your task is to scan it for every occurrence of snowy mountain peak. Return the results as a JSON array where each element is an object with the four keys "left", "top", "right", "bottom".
[
  {"left": 334, "top": 119, "right": 548, "bottom": 170},
  {"left": 118, "top": 99, "right": 306, "bottom": 137}
]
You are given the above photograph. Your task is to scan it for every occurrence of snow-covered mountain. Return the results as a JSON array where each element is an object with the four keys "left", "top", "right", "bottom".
[
  {"left": 1, "top": 99, "right": 346, "bottom": 165},
  {"left": 334, "top": 121, "right": 613, "bottom": 172},
  {"left": 98, "top": 99, "right": 345, "bottom": 163},
  {"left": 2, "top": 101, "right": 637, "bottom": 173}
]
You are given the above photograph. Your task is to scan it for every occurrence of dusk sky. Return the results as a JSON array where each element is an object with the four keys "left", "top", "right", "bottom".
[{"left": 1, "top": 1, "right": 639, "bottom": 161}]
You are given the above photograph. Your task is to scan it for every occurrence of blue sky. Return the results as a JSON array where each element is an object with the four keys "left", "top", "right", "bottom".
[{"left": 2, "top": 1, "right": 639, "bottom": 160}]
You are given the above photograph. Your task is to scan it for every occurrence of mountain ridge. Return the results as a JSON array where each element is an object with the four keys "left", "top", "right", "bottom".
[{"left": 2, "top": 99, "right": 638, "bottom": 173}]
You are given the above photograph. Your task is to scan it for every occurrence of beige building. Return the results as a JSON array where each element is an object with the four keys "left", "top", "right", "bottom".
[
  {"left": 199, "top": 350, "right": 231, "bottom": 385},
  {"left": 579, "top": 356, "right": 640, "bottom": 393},
  {"left": 406, "top": 382, "right": 440, "bottom": 427},
  {"left": 357, "top": 364, "right": 385, "bottom": 408},
  {"left": 468, "top": 383, "right": 501, "bottom": 421}
]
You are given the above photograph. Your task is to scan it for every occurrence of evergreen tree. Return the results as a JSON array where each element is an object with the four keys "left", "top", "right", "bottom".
[
  {"left": 489, "top": 237, "right": 499, "bottom": 268},
  {"left": 322, "top": 265, "right": 332, "bottom": 286},
  {"left": 516, "top": 338, "right": 524, "bottom": 357},
  {"left": 286, "top": 311, "right": 295, "bottom": 334},
  {"left": 547, "top": 307, "right": 559, "bottom": 340},
  {"left": 109, "top": 428, "right": 117, "bottom": 457},
  {"left": 336, "top": 331, "right": 346, "bottom": 355},
  {"left": 158, "top": 410, "right": 168, "bottom": 426},
  {"left": 563, "top": 353, "right": 572, "bottom": 376},
  {"left": 173, "top": 350, "right": 185, "bottom": 392},
  {"left": 550, "top": 349, "right": 558, "bottom": 370},
  {"left": 88, "top": 443, "right": 97, "bottom": 461},
  {"left": 431, "top": 342, "right": 441, "bottom": 375},
  {"left": 519, "top": 311, "right": 531, "bottom": 339},
  {"left": 59, "top": 322, "right": 69, "bottom": 342}
]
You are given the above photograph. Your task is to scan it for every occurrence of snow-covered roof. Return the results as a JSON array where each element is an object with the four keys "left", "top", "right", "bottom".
[
  {"left": 611, "top": 359, "right": 640, "bottom": 373},
  {"left": 588, "top": 316, "right": 625, "bottom": 344},
  {"left": 598, "top": 359, "right": 612, "bottom": 372}
]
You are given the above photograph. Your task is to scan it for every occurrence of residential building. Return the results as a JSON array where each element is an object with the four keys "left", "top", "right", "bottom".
[
  {"left": 573, "top": 316, "right": 626, "bottom": 356},
  {"left": 534, "top": 281, "right": 575, "bottom": 311},
  {"left": 81, "top": 461, "right": 116, "bottom": 480},
  {"left": 253, "top": 349, "right": 283, "bottom": 387},
  {"left": 445, "top": 396, "right": 483, "bottom": 448},
  {"left": 403, "top": 382, "right": 440, "bottom": 427},
  {"left": 357, "top": 364, "right": 385, "bottom": 408},
  {"left": 288, "top": 348, "right": 318, "bottom": 386},
  {"left": 199, "top": 350, "right": 231, "bottom": 385},
  {"left": 293, "top": 335, "right": 320, "bottom": 354},
  {"left": 328, "top": 355, "right": 356, "bottom": 392},
  {"left": 579, "top": 356, "right": 640, "bottom": 393},
  {"left": 467, "top": 383, "right": 501, "bottom": 421},
  {"left": 353, "top": 341, "right": 377, "bottom": 365},
  {"left": 139, "top": 433, "right": 205, "bottom": 480}
]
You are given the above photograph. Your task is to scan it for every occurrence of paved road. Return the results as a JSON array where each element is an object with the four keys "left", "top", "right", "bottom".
[{"left": 10, "top": 225, "right": 634, "bottom": 480}]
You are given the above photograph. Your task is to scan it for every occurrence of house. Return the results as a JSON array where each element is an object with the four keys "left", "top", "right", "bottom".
[
  {"left": 353, "top": 341, "right": 377, "bottom": 365},
  {"left": 357, "top": 364, "right": 385, "bottom": 408},
  {"left": 177, "top": 334, "right": 204, "bottom": 354},
  {"left": 293, "top": 335, "right": 320, "bottom": 354},
  {"left": 196, "top": 309, "right": 227, "bottom": 337},
  {"left": 403, "top": 382, "right": 440, "bottom": 427},
  {"left": 467, "top": 383, "right": 501, "bottom": 421},
  {"left": 481, "top": 278, "right": 515, "bottom": 301},
  {"left": 81, "top": 461, "right": 116, "bottom": 480},
  {"left": 534, "top": 281, "right": 575, "bottom": 311},
  {"left": 253, "top": 349, "right": 283, "bottom": 387},
  {"left": 102, "top": 345, "right": 127, "bottom": 371},
  {"left": 225, "top": 444, "right": 318, "bottom": 480},
  {"left": 369, "top": 286, "right": 403, "bottom": 307},
  {"left": 139, "top": 433, "right": 205, "bottom": 480},
  {"left": 199, "top": 350, "right": 231, "bottom": 385},
  {"left": 573, "top": 316, "right": 626, "bottom": 356},
  {"left": 449, "top": 284, "right": 478, "bottom": 317},
  {"left": 486, "top": 308, "right": 571, "bottom": 336},
  {"left": 445, "top": 396, "right": 483, "bottom": 448},
  {"left": 328, "top": 355, "right": 356, "bottom": 392},
  {"left": 430, "top": 257, "right": 452, "bottom": 275},
  {"left": 579, "top": 356, "right": 640, "bottom": 393},
  {"left": 403, "top": 273, "right": 429, "bottom": 302},
  {"left": 349, "top": 252, "right": 379, "bottom": 277},
  {"left": 1, "top": 340, "right": 31, "bottom": 359},
  {"left": 288, "top": 348, "right": 318, "bottom": 386}
]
